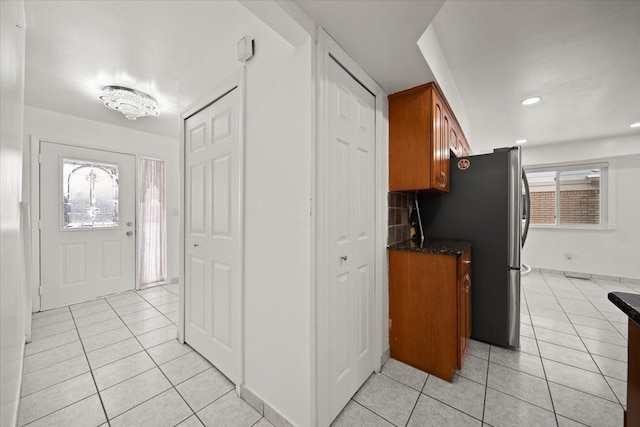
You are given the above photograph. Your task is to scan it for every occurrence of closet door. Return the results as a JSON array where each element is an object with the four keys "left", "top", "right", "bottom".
[
  {"left": 185, "top": 87, "right": 239, "bottom": 383},
  {"left": 327, "top": 57, "right": 376, "bottom": 421}
]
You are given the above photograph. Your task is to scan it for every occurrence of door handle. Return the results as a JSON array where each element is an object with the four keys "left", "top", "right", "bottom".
[
  {"left": 194, "top": 243, "right": 199, "bottom": 247},
  {"left": 126, "top": 231, "right": 133, "bottom": 236},
  {"left": 340, "top": 255, "right": 347, "bottom": 261},
  {"left": 441, "top": 171, "right": 447, "bottom": 188}
]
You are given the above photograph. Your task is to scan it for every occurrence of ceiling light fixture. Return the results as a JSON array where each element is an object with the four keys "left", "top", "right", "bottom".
[
  {"left": 521, "top": 96, "right": 541, "bottom": 106},
  {"left": 631, "top": 122, "right": 640, "bottom": 128},
  {"left": 515, "top": 139, "right": 528, "bottom": 144},
  {"left": 99, "top": 86, "right": 159, "bottom": 120}
]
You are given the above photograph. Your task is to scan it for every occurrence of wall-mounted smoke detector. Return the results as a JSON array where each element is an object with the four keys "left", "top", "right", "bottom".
[{"left": 237, "top": 36, "right": 254, "bottom": 62}]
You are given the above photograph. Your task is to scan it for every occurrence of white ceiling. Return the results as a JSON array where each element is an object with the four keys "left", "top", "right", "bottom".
[
  {"left": 24, "top": 1, "right": 251, "bottom": 138},
  {"left": 295, "top": 0, "right": 445, "bottom": 94},
  {"left": 24, "top": 0, "right": 640, "bottom": 151},
  {"left": 431, "top": 0, "right": 640, "bottom": 153}
]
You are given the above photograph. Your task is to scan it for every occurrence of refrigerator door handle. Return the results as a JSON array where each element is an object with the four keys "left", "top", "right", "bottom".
[
  {"left": 507, "top": 147, "right": 522, "bottom": 268},
  {"left": 522, "top": 170, "right": 531, "bottom": 247}
]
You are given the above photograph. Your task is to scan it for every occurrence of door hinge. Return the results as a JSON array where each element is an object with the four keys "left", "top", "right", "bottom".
[
  {"left": 38, "top": 287, "right": 42, "bottom": 296},
  {"left": 38, "top": 153, "right": 43, "bottom": 164},
  {"left": 38, "top": 219, "right": 42, "bottom": 229}
]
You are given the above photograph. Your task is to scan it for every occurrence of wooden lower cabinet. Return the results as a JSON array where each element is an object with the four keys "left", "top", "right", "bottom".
[{"left": 389, "top": 249, "right": 471, "bottom": 382}]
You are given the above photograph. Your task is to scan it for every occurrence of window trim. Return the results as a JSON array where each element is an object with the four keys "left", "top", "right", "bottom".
[{"left": 525, "top": 160, "right": 614, "bottom": 230}]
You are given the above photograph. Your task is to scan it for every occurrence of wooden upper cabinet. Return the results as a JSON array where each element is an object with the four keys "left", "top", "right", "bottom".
[{"left": 389, "top": 83, "right": 469, "bottom": 192}]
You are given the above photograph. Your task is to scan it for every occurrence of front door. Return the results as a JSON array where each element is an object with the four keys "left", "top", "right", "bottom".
[
  {"left": 327, "top": 57, "right": 376, "bottom": 420},
  {"left": 40, "top": 142, "right": 136, "bottom": 309},
  {"left": 184, "top": 87, "right": 240, "bottom": 383}
]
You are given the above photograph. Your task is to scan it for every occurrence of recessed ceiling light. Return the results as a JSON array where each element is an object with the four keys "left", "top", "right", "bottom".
[
  {"left": 515, "top": 139, "right": 527, "bottom": 144},
  {"left": 521, "top": 96, "right": 541, "bottom": 106},
  {"left": 631, "top": 122, "right": 640, "bottom": 128}
]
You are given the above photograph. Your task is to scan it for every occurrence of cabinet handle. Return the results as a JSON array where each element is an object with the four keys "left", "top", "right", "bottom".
[
  {"left": 463, "top": 259, "right": 471, "bottom": 264},
  {"left": 441, "top": 171, "right": 447, "bottom": 188}
]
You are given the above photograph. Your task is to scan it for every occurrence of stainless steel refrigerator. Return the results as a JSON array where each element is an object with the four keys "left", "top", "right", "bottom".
[{"left": 419, "top": 147, "right": 531, "bottom": 348}]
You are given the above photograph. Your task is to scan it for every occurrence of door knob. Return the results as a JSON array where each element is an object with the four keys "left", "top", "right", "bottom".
[
  {"left": 127, "top": 221, "right": 133, "bottom": 227},
  {"left": 126, "top": 231, "right": 133, "bottom": 236},
  {"left": 340, "top": 255, "right": 348, "bottom": 261}
]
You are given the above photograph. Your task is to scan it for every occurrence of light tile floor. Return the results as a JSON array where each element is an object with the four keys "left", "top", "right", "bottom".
[
  {"left": 19, "top": 283, "right": 271, "bottom": 427},
  {"left": 19, "top": 272, "right": 638, "bottom": 426},
  {"left": 334, "top": 271, "right": 638, "bottom": 427}
]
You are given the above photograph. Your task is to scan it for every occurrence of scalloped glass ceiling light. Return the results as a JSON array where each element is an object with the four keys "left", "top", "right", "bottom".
[{"left": 99, "top": 86, "right": 159, "bottom": 120}]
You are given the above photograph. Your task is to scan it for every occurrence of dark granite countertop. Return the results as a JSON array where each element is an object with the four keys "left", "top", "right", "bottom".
[
  {"left": 388, "top": 239, "right": 471, "bottom": 257},
  {"left": 608, "top": 292, "right": 640, "bottom": 325}
]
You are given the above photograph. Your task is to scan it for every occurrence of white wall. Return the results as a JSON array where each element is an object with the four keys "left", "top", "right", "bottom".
[
  {"left": 23, "top": 106, "right": 180, "bottom": 310},
  {"left": 0, "top": 1, "right": 27, "bottom": 424},
  {"left": 179, "top": 13, "right": 313, "bottom": 427},
  {"left": 522, "top": 134, "right": 640, "bottom": 280}
]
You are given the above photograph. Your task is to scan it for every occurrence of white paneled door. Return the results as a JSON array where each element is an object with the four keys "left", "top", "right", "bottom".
[
  {"left": 327, "top": 57, "right": 376, "bottom": 420},
  {"left": 185, "top": 87, "right": 240, "bottom": 383},
  {"left": 40, "top": 142, "right": 136, "bottom": 309}
]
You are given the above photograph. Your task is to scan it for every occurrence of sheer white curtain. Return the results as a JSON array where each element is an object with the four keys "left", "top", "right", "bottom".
[{"left": 139, "top": 158, "right": 166, "bottom": 287}]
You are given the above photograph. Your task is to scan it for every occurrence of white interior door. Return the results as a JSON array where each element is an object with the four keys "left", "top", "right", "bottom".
[
  {"left": 327, "top": 57, "right": 376, "bottom": 420},
  {"left": 40, "top": 142, "right": 136, "bottom": 309},
  {"left": 184, "top": 87, "right": 239, "bottom": 383}
]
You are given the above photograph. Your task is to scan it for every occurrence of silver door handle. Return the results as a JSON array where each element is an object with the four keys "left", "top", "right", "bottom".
[
  {"left": 126, "top": 231, "right": 133, "bottom": 236},
  {"left": 463, "top": 260, "right": 471, "bottom": 264},
  {"left": 441, "top": 171, "right": 447, "bottom": 188},
  {"left": 340, "top": 255, "right": 347, "bottom": 261}
]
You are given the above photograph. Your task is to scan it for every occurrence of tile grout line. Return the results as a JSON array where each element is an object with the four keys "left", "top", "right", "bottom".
[
  {"left": 418, "top": 373, "right": 485, "bottom": 424},
  {"left": 349, "top": 397, "right": 399, "bottom": 426},
  {"left": 20, "top": 289, "right": 180, "bottom": 425},
  {"left": 534, "top": 274, "right": 625, "bottom": 422},
  {"left": 68, "top": 303, "right": 112, "bottom": 427},
  {"left": 103, "top": 288, "right": 210, "bottom": 426},
  {"left": 530, "top": 325, "right": 626, "bottom": 363},
  {"left": 103, "top": 290, "right": 204, "bottom": 425},
  {"left": 19, "top": 356, "right": 90, "bottom": 398},
  {"left": 19, "top": 394, "right": 102, "bottom": 427},
  {"left": 401, "top": 378, "right": 423, "bottom": 426},
  {"left": 480, "top": 344, "right": 491, "bottom": 424},
  {"left": 544, "top": 274, "right": 627, "bottom": 409},
  {"left": 522, "top": 278, "right": 560, "bottom": 427}
]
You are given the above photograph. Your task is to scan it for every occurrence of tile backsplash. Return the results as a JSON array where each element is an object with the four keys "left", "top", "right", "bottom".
[{"left": 388, "top": 192, "right": 413, "bottom": 245}]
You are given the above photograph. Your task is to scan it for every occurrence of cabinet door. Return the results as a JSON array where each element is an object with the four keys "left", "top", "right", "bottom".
[
  {"left": 388, "top": 86, "right": 431, "bottom": 191},
  {"left": 441, "top": 111, "right": 451, "bottom": 192},
  {"left": 464, "top": 272, "right": 471, "bottom": 349},
  {"left": 457, "top": 276, "right": 465, "bottom": 369},
  {"left": 460, "top": 135, "right": 471, "bottom": 157},
  {"left": 432, "top": 92, "right": 450, "bottom": 192},
  {"left": 457, "top": 272, "right": 471, "bottom": 369},
  {"left": 449, "top": 124, "right": 459, "bottom": 158},
  {"left": 432, "top": 94, "right": 444, "bottom": 190}
]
